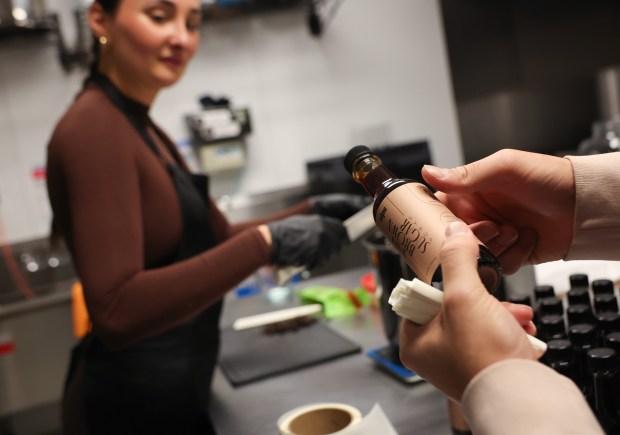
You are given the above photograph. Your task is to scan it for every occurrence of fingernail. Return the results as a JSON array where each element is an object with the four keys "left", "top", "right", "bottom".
[
  {"left": 424, "top": 165, "right": 448, "bottom": 179},
  {"left": 446, "top": 221, "right": 469, "bottom": 238},
  {"left": 502, "top": 225, "right": 518, "bottom": 244},
  {"left": 476, "top": 225, "right": 500, "bottom": 242}
]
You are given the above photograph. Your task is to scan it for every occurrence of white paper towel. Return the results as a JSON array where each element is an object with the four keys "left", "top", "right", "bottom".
[{"left": 277, "top": 402, "right": 398, "bottom": 435}]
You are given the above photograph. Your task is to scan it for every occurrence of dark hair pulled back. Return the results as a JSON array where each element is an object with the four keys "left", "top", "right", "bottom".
[{"left": 87, "top": 0, "right": 122, "bottom": 80}]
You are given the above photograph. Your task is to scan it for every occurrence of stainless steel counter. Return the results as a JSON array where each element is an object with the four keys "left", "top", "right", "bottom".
[
  {"left": 0, "top": 280, "right": 74, "bottom": 420},
  {"left": 210, "top": 266, "right": 451, "bottom": 435}
]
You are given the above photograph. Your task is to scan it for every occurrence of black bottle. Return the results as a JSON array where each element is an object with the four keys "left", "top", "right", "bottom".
[
  {"left": 538, "top": 314, "right": 567, "bottom": 342},
  {"left": 567, "top": 304, "right": 595, "bottom": 327},
  {"left": 596, "top": 312, "right": 620, "bottom": 347},
  {"left": 567, "top": 288, "right": 591, "bottom": 307},
  {"left": 595, "top": 294, "right": 619, "bottom": 314},
  {"left": 604, "top": 331, "right": 620, "bottom": 358},
  {"left": 570, "top": 273, "right": 590, "bottom": 289},
  {"left": 587, "top": 348, "right": 620, "bottom": 433},
  {"left": 537, "top": 296, "right": 564, "bottom": 318},
  {"left": 569, "top": 323, "right": 597, "bottom": 408},
  {"left": 534, "top": 285, "right": 555, "bottom": 302},
  {"left": 344, "top": 145, "right": 502, "bottom": 292},
  {"left": 544, "top": 338, "right": 578, "bottom": 383}
]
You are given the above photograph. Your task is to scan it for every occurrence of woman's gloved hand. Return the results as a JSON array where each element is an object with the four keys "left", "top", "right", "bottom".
[
  {"left": 309, "top": 193, "right": 372, "bottom": 221},
  {"left": 266, "top": 215, "right": 349, "bottom": 269}
]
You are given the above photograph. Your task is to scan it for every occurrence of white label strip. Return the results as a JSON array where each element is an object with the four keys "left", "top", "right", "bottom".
[{"left": 232, "top": 304, "right": 323, "bottom": 331}]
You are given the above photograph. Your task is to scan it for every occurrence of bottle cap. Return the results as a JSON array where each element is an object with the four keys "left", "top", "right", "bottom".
[
  {"left": 538, "top": 296, "right": 564, "bottom": 317},
  {"left": 569, "top": 323, "right": 596, "bottom": 346},
  {"left": 605, "top": 331, "right": 620, "bottom": 352},
  {"left": 596, "top": 311, "right": 620, "bottom": 331},
  {"left": 567, "top": 303, "right": 593, "bottom": 325},
  {"left": 594, "top": 294, "right": 619, "bottom": 314},
  {"left": 343, "top": 145, "right": 373, "bottom": 173},
  {"left": 567, "top": 288, "right": 591, "bottom": 306},
  {"left": 592, "top": 279, "right": 614, "bottom": 295},
  {"left": 538, "top": 314, "right": 566, "bottom": 341},
  {"left": 569, "top": 273, "right": 589, "bottom": 289},
  {"left": 534, "top": 285, "right": 555, "bottom": 301},
  {"left": 545, "top": 339, "right": 574, "bottom": 363},
  {"left": 587, "top": 347, "right": 617, "bottom": 373}
]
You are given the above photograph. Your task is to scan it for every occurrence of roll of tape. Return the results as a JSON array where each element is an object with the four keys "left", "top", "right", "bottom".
[{"left": 278, "top": 402, "right": 363, "bottom": 435}]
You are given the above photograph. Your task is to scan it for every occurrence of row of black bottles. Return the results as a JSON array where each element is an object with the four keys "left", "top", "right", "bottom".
[{"left": 509, "top": 273, "right": 620, "bottom": 434}]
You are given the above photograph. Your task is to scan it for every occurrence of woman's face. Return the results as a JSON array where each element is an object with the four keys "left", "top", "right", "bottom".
[{"left": 97, "top": 0, "right": 201, "bottom": 96}]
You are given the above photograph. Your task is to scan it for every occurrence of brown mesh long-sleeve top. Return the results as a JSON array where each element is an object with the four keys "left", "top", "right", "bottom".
[{"left": 46, "top": 83, "right": 310, "bottom": 350}]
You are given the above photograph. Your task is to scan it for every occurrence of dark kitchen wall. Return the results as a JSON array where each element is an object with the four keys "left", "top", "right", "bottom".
[{"left": 440, "top": 0, "right": 620, "bottom": 162}]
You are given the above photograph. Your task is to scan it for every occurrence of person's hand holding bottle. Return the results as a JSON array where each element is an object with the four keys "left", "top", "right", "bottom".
[
  {"left": 399, "top": 221, "right": 541, "bottom": 401},
  {"left": 421, "top": 149, "right": 576, "bottom": 274}
]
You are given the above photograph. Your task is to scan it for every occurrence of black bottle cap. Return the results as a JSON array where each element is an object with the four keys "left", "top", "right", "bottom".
[
  {"left": 569, "top": 273, "right": 589, "bottom": 289},
  {"left": 567, "top": 288, "right": 590, "bottom": 306},
  {"left": 534, "top": 285, "right": 555, "bottom": 300},
  {"left": 344, "top": 145, "right": 373, "bottom": 173},
  {"left": 592, "top": 279, "right": 615, "bottom": 295},
  {"left": 545, "top": 339, "right": 574, "bottom": 363},
  {"left": 569, "top": 323, "right": 596, "bottom": 346},
  {"left": 567, "top": 304, "right": 593, "bottom": 325},
  {"left": 587, "top": 347, "right": 617, "bottom": 373},
  {"left": 508, "top": 294, "right": 532, "bottom": 306},
  {"left": 594, "top": 294, "right": 619, "bottom": 314},
  {"left": 538, "top": 296, "right": 564, "bottom": 317},
  {"left": 597, "top": 311, "right": 620, "bottom": 332},
  {"left": 605, "top": 331, "right": 620, "bottom": 352},
  {"left": 538, "top": 314, "right": 566, "bottom": 341}
]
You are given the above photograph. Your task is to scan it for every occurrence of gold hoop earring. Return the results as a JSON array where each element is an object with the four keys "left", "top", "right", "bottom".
[{"left": 99, "top": 36, "right": 108, "bottom": 46}]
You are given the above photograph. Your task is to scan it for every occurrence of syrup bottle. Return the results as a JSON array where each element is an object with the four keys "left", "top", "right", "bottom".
[
  {"left": 587, "top": 348, "right": 620, "bottom": 433},
  {"left": 344, "top": 145, "right": 501, "bottom": 292}
]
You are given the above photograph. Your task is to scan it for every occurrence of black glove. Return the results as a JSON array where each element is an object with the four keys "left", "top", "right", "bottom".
[
  {"left": 267, "top": 215, "right": 349, "bottom": 269},
  {"left": 309, "top": 193, "right": 372, "bottom": 221}
]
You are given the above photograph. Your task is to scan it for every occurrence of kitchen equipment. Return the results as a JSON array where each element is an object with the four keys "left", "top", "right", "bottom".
[
  {"left": 363, "top": 232, "right": 421, "bottom": 383},
  {"left": 218, "top": 321, "right": 361, "bottom": 386},
  {"left": 0, "top": 0, "right": 48, "bottom": 29}
]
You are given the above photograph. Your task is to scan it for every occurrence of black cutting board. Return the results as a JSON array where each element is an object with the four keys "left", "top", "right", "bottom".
[{"left": 218, "top": 321, "right": 361, "bottom": 386}]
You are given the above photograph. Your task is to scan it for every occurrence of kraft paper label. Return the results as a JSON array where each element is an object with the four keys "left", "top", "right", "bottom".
[{"left": 375, "top": 183, "right": 460, "bottom": 283}]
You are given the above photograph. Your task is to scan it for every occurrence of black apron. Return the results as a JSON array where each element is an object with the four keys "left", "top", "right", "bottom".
[{"left": 76, "top": 74, "right": 222, "bottom": 435}]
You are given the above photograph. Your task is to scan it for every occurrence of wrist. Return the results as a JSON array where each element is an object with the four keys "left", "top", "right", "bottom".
[{"left": 257, "top": 225, "right": 272, "bottom": 247}]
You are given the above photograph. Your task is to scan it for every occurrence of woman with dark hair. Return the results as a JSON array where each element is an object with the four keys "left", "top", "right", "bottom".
[{"left": 46, "top": 1, "right": 365, "bottom": 433}]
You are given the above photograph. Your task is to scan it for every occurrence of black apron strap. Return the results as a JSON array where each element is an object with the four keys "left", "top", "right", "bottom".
[{"left": 89, "top": 72, "right": 217, "bottom": 251}]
